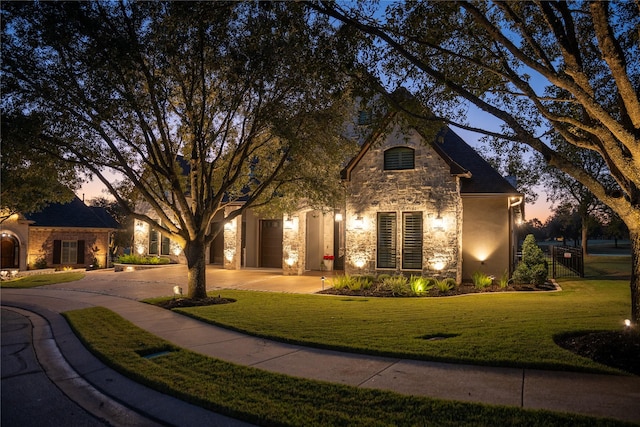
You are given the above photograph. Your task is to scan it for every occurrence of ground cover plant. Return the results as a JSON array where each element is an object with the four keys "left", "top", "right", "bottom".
[
  {"left": 117, "top": 254, "right": 171, "bottom": 265},
  {"left": 0, "top": 272, "right": 84, "bottom": 288},
  {"left": 63, "top": 307, "right": 630, "bottom": 427},
  {"left": 148, "top": 281, "right": 630, "bottom": 374}
]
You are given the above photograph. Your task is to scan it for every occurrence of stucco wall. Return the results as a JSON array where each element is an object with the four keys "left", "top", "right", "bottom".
[
  {"left": 345, "top": 125, "right": 462, "bottom": 281},
  {"left": 461, "top": 196, "right": 511, "bottom": 281}
]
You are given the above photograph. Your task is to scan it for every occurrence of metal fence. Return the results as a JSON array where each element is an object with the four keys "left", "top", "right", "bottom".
[{"left": 544, "top": 245, "right": 584, "bottom": 279}]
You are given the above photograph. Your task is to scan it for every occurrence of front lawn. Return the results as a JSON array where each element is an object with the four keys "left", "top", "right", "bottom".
[
  {"left": 146, "top": 255, "right": 634, "bottom": 374},
  {"left": 0, "top": 272, "right": 85, "bottom": 288},
  {"left": 63, "top": 307, "right": 629, "bottom": 427}
]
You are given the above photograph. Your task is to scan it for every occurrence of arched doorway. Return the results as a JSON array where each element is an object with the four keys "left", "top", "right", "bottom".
[{"left": 1, "top": 234, "right": 20, "bottom": 269}]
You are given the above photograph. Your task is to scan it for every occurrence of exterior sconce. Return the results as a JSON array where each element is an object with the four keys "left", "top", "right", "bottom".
[
  {"left": 432, "top": 261, "right": 446, "bottom": 271},
  {"left": 136, "top": 245, "right": 145, "bottom": 255},
  {"left": 284, "top": 217, "right": 294, "bottom": 230},
  {"left": 335, "top": 213, "right": 343, "bottom": 222},
  {"left": 224, "top": 248, "right": 235, "bottom": 261},
  {"left": 224, "top": 219, "right": 235, "bottom": 231},
  {"left": 353, "top": 216, "right": 364, "bottom": 230},
  {"left": 432, "top": 214, "right": 444, "bottom": 230}
]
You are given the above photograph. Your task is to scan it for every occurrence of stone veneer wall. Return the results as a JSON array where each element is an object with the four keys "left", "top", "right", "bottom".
[
  {"left": 27, "top": 227, "right": 111, "bottom": 269},
  {"left": 345, "top": 125, "right": 462, "bottom": 282}
]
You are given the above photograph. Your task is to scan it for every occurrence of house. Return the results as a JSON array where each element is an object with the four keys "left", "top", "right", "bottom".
[
  {"left": 0, "top": 196, "right": 119, "bottom": 272},
  {"left": 131, "top": 109, "right": 523, "bottom": 282}
]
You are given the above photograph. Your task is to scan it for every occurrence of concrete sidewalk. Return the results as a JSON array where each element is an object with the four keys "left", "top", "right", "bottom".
[{"left": 2, "top": 268, "right": 640, "bottom": 424}]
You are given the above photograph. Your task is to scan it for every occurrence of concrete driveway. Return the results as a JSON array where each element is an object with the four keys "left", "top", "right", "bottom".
[{"left": 45, "top": 266, "right": 336, "bottom": 300}]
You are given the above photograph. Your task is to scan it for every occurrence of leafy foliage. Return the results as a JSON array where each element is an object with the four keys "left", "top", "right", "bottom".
[
  {"left": 472, "top": 271, "right": 493, "bottom": 290},
  {"left": 117, "top": 254, "right": 170, "bottom": 265},
  {"left": 513, "top": 235, "right": 549, "bottom": 286}
]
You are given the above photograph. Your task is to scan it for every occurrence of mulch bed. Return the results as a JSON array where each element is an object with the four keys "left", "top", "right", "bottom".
[
  {"left": 316, "top": 282, "right": 557, "bottom": 297},
  {"left": 555, "top": 330, "right": 640, "bottom": 376},
  {"left": 155, "top": 296, "right": 236, "bottom": 309}
]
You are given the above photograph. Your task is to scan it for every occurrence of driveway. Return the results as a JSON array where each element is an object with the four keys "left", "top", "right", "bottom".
[{"left": 45, "top": 266, "right": 335, "bottom": 300}]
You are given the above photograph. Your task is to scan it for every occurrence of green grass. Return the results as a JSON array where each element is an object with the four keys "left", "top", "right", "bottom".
[
  {"left": 0, "top": 272, "right": 85, "bottom": 288},
  {"left": 146, "top": 256, "right": 634, "bottom": 374},
  {"left": 63, "top": 307, "right": 630, "bottom": 427}
]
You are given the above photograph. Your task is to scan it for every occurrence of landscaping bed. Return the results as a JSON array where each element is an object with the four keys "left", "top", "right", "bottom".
[{"left": 317, "top": 281, "right": 558, "bottom": 297}]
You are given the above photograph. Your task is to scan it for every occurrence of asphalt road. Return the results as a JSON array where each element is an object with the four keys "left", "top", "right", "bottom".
[{"left": 1, "top": 308, "right": 111, "bottom": 426}]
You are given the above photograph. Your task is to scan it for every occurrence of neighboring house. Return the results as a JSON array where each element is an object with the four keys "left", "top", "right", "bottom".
[
  {"left": 131, "top": 109, "right": 523, "bottom": 282},
  {"left": 0, "top": 196, "right": 119, "bottom": 271}
]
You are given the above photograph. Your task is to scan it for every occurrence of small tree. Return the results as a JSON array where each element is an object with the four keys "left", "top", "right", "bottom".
[{"left": 513, "top": 234, "right": 548, "bottom": 286}]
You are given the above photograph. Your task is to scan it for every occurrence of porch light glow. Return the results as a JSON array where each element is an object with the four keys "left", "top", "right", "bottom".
[
  {"left": 433, "top": 215, "right": 444, "bottom": 230},
  {"left": 353, "top": 216, "right": 364, "bottom": 230},
  {"left": 224, "top": 248, "right": 235, "bottom": 261},
  {"left": 136, "top": 245, "right": 145, "bottom": 255},
  {"left": 224, "top": 218, "right": 236, "bottom": 230},
  {"left": 624, "top": 319, "right": 632, "bottom": 328},
  {"left": 335, "top": 213, "right": 343, "bottom": 222},
  {"left": 284, "top": 217, "right": 294, "bottom": 230},
  {"left": 432, "top": 261, "right": 446, "bottom": 271}
]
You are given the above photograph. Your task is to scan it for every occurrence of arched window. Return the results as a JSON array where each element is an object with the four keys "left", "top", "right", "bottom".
[{"left": 384, "top": 147, "right": 415, "bottom": 170}]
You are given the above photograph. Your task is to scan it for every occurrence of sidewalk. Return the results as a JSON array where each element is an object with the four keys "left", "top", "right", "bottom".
[{"left": 2, "top": 268, "right": 640, "bottom": 424}]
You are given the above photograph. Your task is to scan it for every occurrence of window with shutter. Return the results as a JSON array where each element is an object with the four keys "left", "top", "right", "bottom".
[
  {"left": 402, "top": 212, "right": 423, "bottom": 269},
  {"left": 384, "top": 147, "right": 415, "bottom": 170},
  {"left": 149, "top": 229, "right": 159, "bottom": 255},
  {"left": 61, "top": 240, "right": 78, "bottom": 264},
  {"left": 377, "top": 213, "right": 396, "bottom": 269},
  {"left": 161, "top": 235, "right": 170, "bottom": 255}
]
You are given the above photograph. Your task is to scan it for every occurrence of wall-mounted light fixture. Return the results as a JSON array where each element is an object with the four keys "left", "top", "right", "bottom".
[
  {"left": 284, "top": 216, "right": 294, "bottom": 230},
  {"left": 353, "top": 216, "right": 364, "bottom": 230},
  {"left": 224, "top": 218, "right": 236, "bottom": 231},
  {"left": 432, "top": 214, "right": 444, "bottom": 230},
  {"left": 335, "top": 213, "right": 343, "bottom": 222}
]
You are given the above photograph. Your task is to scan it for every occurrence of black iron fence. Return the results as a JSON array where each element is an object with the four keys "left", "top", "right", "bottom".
[{"left": 544, "top": 245, "right": 584, "bottom": 279}]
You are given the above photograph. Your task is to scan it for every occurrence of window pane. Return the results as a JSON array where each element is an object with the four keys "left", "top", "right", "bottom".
[
  {"left": 384, "top": 147, "right": 415, "bottom": 170},
  {"left": 403, "top": 212, "right": 422, "bottom": 270},
  {"left": 149, "top": 230, "right": 159, "bottom": 255},
  {"left": 161, "top": 235, "right": 170, "bottom": 255},
  {"left": 377, "top": 213, "right": 396, "bottom": 269},
  {"left": 61, "top": 241, "right": 78, "bottom": 264}
]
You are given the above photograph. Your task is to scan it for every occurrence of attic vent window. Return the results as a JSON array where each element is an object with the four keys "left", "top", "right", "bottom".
[{"left": 384, "top": 147, "right": 415, "bottom": 170}]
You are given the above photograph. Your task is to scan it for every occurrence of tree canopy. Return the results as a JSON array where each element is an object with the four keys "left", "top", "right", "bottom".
[
  {"left": 310, "top": 0, "right": 640, "bottom": 322},
  {"left": 2, "top": 1, "right": 357, "bottom": 297}
]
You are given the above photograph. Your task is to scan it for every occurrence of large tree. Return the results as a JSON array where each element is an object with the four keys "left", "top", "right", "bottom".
[
  {"left": 1, "top": 112, "right": 79, "bottom": 220},
  {"left": 2, "top": 1, "right": 356, "bottom": 298},
  {"left": 311, "top": 1, "right": 640, "bottom": 323}
]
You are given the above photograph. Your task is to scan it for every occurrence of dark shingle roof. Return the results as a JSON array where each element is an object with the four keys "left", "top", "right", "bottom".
[
  {"left": 433, "top": 127, "right": 520, "bottom": 195},
  {"left": 25, "top": 196, "right": 119, "bottom": 229}
]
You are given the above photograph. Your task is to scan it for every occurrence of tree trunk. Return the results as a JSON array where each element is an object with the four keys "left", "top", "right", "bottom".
[
  {"left": 184, "top": 238, "right": 208, "bottom": 299},
  {"left": 581, "top": 219, "right": 589, "bottom": 255},
  {"left": 630, "top": 227, "right": 640, "bottom": 325}
]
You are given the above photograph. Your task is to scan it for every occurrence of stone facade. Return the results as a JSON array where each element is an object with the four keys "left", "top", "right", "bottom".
[{"left": 344, "top": 125, "right": 462, "bottom": 282}]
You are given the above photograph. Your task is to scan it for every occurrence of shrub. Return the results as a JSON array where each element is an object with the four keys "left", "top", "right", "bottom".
[
  {"left": 331, "top": 274, "right": 351, "bottom": 290},
  {"left": 436, "top": 278, "right": 456, "bottom": 292},
  {"left": 117, "top": 254, "right": 170, "bottom": 265},
  {"left": 498, "top": 269, "right": 510, "bottom": 289},
  {"left": 409, "top": 275, "right": 433, "bottom": 296},
  {"left": 472, "top": 271, "right": 493, "bottom": 290},
  {"left": 513, "top": 234, "right": 548, "bottom": 285},
  {"left": 354, "top": 276, "right": 373, "bottom": 290},
  {"left": 32, "top": 256, "right": 48, "bottom": 270},
  {"left": 380, "top": 275, "right": 410, "bottom": 296}
]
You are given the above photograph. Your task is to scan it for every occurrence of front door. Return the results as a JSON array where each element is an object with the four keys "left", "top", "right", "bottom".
[
  {"left": 209, "top": 223, "right": 224, "bottom": 265},
  {"left": 260, "top": 220, "right": 282, "bottom": 268},
  {"left": 1, "top": 235, "right": 18, "bottom": 269}
]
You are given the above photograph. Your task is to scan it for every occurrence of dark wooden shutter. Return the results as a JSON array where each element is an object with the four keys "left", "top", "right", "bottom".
[
  {"left": 53, "top": 240, "right": 61, "bottom": 264},
  {"left": 402, "top": 212, "right": 423, "bottom": 270},
  {"left": 161, "top": 235, "right": 170, "bottom": 255},
  {"left": 384, "top": 147, "right": 415, "bottom": 170},
  {"left": 77, "top": 240, "right": 85, "bottom": 264},
  {"left": 149, "top": 229, "right": 158, "bottom": 254},
  {"left": 377, "top": 213, "right": 396, "bottom": 268}
]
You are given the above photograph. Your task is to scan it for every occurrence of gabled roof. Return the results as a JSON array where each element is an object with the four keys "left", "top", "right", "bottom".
[
  {"left": 25, "top": 197, "right": 119, "bottom": 229},
  {"left": 432, "top": 127, "right": 520, "bottom": 195},
  {"left": 341, "top": 111, "right": 519, "bottom": 195}
]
